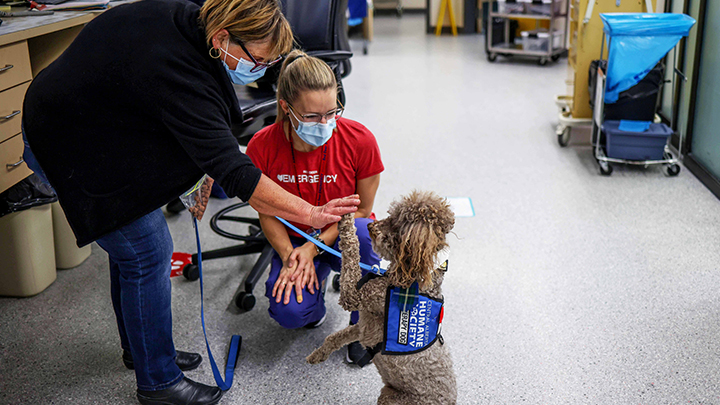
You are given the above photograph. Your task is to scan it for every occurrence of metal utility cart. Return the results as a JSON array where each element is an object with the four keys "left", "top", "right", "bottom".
[
  {"left": 589, "top": 13, "right": 695, "bottom": 176},
  {"left": 486, "top": 0, "right": 568, "bottom": 65}
]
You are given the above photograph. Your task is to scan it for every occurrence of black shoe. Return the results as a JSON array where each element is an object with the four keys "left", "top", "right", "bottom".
[
  {"left": 346, "top": 341, "right": 372, "bottom": 368},
  {"left": 137, "top": 377, "right": 222, "bottom": 405},
  {"left": 123, "top": 350, "right": 203, "bottom": 372},
  {"left": 166, "top": 198, "right": 186, "bottom": 215}
]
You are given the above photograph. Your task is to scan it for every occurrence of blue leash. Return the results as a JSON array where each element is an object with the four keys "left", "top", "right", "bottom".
[
  {"left": 274, "top": 216, "right": 386, "bottom": 275},
  {"left": 193, "top": 218, "right": 241, "bottom": 391}
]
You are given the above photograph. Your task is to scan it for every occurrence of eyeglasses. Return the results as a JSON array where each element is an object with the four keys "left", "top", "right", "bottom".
[
  {"left": 288, "top": 102, "right": 344, "bottom": 126},
  {"left": 234, "top": 38, "right": 283, "bottom": 73}
]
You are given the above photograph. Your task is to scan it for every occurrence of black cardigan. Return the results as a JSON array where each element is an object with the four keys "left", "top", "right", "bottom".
[{"left": 23, "top": 0, "right": 262, "bottom": 246}]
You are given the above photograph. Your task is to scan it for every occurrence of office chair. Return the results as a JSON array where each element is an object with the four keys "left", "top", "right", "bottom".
[
  {"left": 233, "top": 0, "right": 353, "bottom": 145},
  {"left": 180, "top": 0, "right": 353, "bottom": 312}
]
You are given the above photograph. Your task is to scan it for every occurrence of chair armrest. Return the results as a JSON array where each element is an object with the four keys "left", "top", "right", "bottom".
[{"left": 306, "top": 50, "right": 353, "bottom": 62}]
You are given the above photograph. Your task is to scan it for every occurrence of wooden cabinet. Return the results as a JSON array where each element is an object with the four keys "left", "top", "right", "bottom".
[
  {"left": 0, "top": 133, "right": 31, "bottom": 193},
  {"left": 0, "top": 41, "right": 33, "bottom": 194},
  {"left": 0, "top": 81, "right": 30, "bottom": 144},
  {"left": 0, "top": 41, "right": 32, "bottom": 91}
]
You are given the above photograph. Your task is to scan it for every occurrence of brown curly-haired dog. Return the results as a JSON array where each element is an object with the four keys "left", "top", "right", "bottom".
[{"left": 307, "top": 190, "right": 457, "bottom": 405}]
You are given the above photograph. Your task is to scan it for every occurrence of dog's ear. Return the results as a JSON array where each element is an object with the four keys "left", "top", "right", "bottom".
[{"left": 389, "top": 219, "right": 448, "bottom": 291}]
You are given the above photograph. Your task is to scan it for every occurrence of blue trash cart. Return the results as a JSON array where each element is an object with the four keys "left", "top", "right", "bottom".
[{"left": 590, "top": 13, "right": 695, "bottom": 176}]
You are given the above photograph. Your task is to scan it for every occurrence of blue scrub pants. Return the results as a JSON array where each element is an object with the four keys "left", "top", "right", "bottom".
[{"left": 265, "top": 217, "right": 381, "bottom": 329}]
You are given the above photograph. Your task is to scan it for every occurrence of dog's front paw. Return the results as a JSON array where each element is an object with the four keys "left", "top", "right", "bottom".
[
  {"left": 306, "top": 349, "right": 328, "bottom": 365},
  {"left": 338, "top": 213, "right": 354, "bottom": 232}
]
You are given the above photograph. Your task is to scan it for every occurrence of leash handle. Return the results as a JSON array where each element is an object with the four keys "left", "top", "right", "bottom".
[
  {"left": 194, "top": 218, "right": 241, "bottom": 391},
  {"left": 274, "top": 216, "right": 385, "bottom": 275}
]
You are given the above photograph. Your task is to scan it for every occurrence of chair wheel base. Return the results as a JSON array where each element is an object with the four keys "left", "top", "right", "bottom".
[
  {"left": 183, "top": 264, "right": 199, "bottom": 281},
  {"left": 235, "top": 292, "right": 256, "bottom": 311}
]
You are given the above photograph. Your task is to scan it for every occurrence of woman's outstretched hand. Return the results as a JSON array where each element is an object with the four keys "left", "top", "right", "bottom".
[{"left": 308, "top": 194, "right": 360, "bottom": 229}]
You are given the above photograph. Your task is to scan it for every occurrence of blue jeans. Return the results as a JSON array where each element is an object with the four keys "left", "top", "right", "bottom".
[
  {"left": 95, "top": 209, "right": 183, "bottom": 391},
  {"left": 22, "top": 128, "right": 53, "bottom": 190},
  {"left": 265, "top": 217, "right": 381, "bottom": 328},
  {"left": 23, "top": 127, "right": 182, "bottom": 390}
]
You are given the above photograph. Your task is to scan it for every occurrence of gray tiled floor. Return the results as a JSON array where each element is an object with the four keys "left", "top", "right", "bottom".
[{"left": 2, "top": 14, "right": 720, "bottom": 405}]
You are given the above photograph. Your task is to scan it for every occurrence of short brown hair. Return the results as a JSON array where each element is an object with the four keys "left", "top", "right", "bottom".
[
  {"left": 199, "top": 0, "right": 293, "bottom": 61},
  {"left": 275, "top": 49, "right": 338, "bottom": 123}
]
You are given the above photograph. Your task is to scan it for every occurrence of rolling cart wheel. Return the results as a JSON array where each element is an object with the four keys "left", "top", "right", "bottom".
[
  {"left": 599, "top": 163, "right": 613, "bottom": 176},
  {"left": 558, "top": 127, "right": 571, "bottom": 147},
  {"left": 183, "top": 264, "right": 199, "bottom": 281},
  {"left": 551, "top": 54, "right": 560, "bottom": 62},
  {"left": 363, "top": 45, "right": 368, "bottom": 55},
  {"left": 332, "top": 274, "right": 341, "bottom": 292},
  {"left": 538, "top": 58, "right": 548, "bottom": 66},
  {"left": 235, "top": 292, "right": 256, "bottom": 311},
  {"left": 664, "top": 164, "right": 681, "bottom": 177},
  {"left": 487, "top": 53, "right": 497, "bottom": 62}
]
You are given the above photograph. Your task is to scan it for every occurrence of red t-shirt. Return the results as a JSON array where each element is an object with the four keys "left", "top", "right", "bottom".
[{"left": 246, "top": 117, "right": 384, "bottom": 236}]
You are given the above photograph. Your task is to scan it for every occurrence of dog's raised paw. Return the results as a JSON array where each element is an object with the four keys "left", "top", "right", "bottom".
[{"left": 338, "top": 213, "right": 354, "bottom": 230}]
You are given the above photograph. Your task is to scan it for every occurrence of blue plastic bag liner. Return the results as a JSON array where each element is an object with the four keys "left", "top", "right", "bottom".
[
  {"left": 601, "top": 13, "right": 696, "bottom": 36},
  {"left": 618, "top": 120, "right": 651, "bottom": 132},
  {"left": 600, "top": 13, "right": 695, "bottom": 103}
]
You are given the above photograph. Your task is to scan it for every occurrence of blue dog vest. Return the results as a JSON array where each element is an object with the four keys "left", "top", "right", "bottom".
[
  {"left": 382, "top": 283, "right": 444, "bottom": 355},
  {"left": 356, "top": 273, "right": 445, "bottom": 363}
]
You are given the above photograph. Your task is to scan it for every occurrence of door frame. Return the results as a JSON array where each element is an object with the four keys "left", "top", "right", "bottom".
[
  {"left": 659, "top": 0, "right": 688, "bottom": 146},
  {"left": 683, "top": 0, "right": 720, "bottom": 200}
]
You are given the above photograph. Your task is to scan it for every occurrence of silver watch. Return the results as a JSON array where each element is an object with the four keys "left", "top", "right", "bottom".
[{"left": 314, "top": 236, "right": 325, "bottom": 255}]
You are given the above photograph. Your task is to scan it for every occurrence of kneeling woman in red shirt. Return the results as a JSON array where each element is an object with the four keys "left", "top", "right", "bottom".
[{"left": 246, "top": 50, "right": 383, "bottom": 364}]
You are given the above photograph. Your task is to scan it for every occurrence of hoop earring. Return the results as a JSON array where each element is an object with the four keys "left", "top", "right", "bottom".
[{"left": 209, "top": 47, "right": 221, "bottom": 59}]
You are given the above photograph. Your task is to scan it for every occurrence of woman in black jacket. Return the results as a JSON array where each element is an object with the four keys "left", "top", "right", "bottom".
[{"left": 22, "top": 0, "right": 359, "bottom": 404}]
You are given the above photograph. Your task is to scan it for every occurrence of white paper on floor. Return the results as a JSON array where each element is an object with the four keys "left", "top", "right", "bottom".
[{"left": 446, "top": 197, "right": 474, "bottom": 217}]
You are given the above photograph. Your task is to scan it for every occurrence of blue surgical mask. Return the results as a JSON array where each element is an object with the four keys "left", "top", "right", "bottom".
[
  {"left": 289, "top": 108, "right": 336, "bottom": 147},
  {"left": 221, "top": 41, "right": 266, "bottom": 85}
]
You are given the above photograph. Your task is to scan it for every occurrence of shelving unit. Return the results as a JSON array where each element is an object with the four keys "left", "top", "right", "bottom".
[{"left": 486, "top": 0, "right": 568, "bottom": 66}]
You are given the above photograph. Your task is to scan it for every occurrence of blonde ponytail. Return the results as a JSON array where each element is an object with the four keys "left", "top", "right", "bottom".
[{"left": 275, "top": 49, "right": 339, "bottom": 123}]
